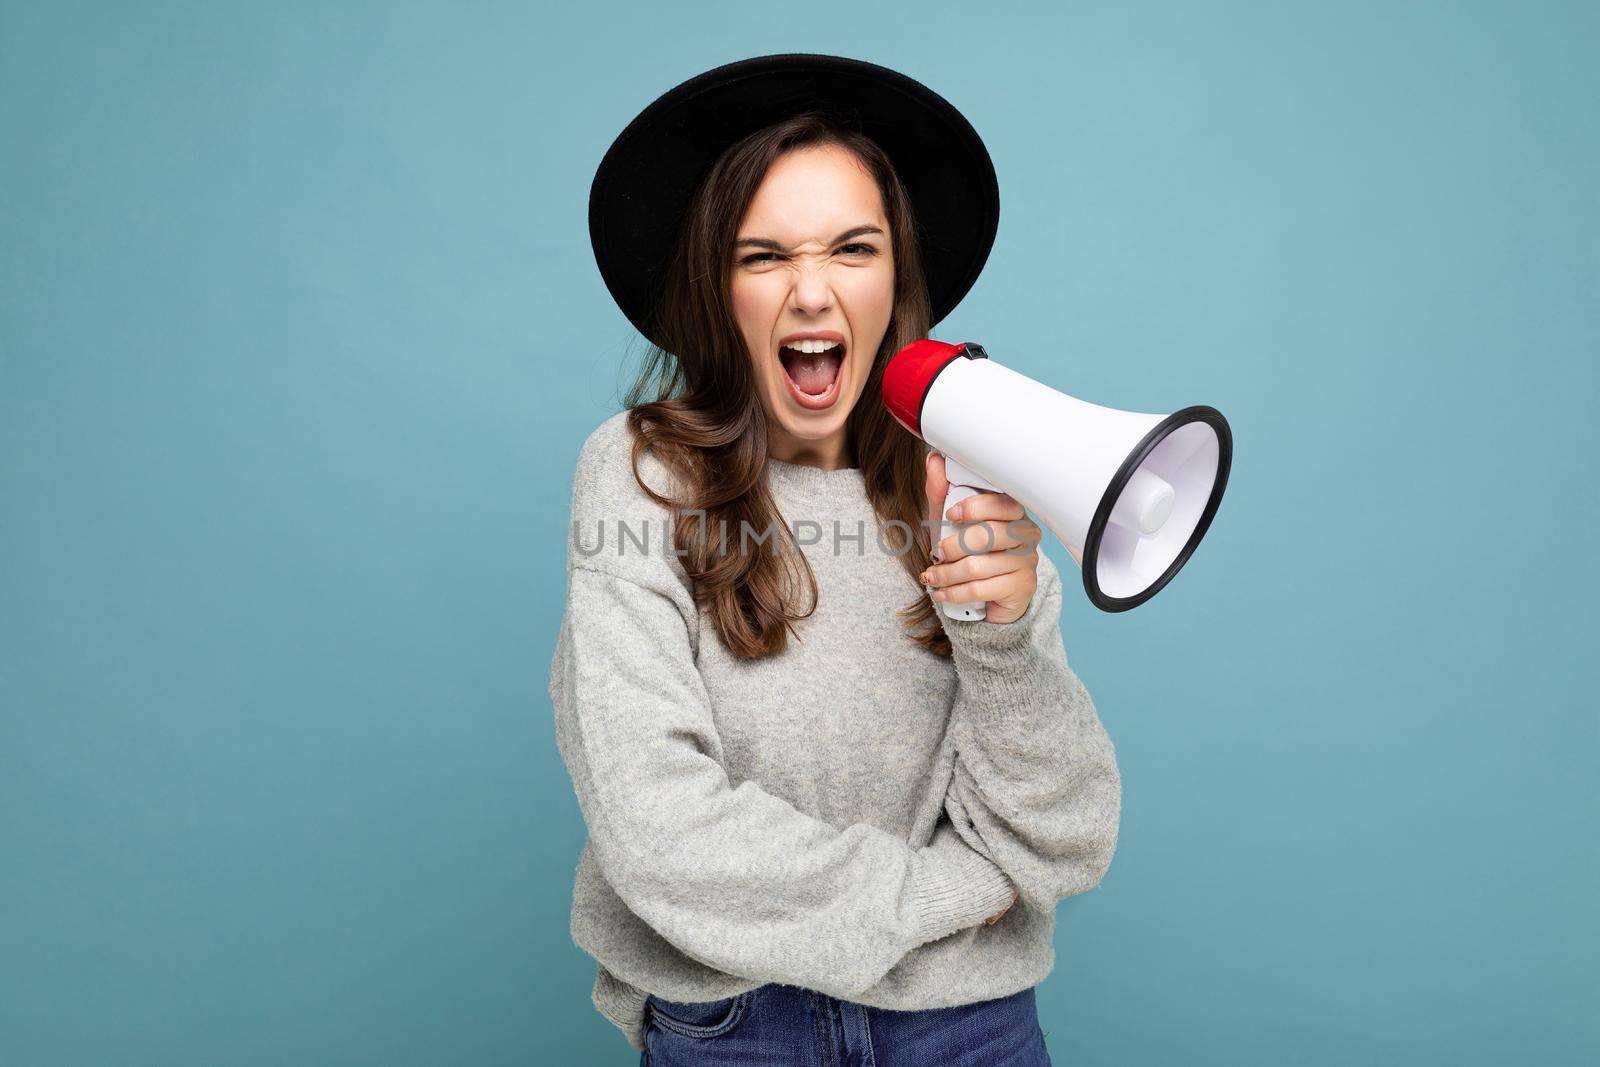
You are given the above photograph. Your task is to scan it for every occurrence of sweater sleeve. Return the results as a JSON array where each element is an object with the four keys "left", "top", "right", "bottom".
[
  {"left": 936, "top": 546, "right": 1123, "bottom": 917},
  {"left": 549, "top": 558, "right": 1018, "bottom": 999}
]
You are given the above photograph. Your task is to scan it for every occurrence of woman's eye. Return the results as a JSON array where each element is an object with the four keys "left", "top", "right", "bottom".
[{"left": 739, "top": 244, "right": 877, "bottom": 266}]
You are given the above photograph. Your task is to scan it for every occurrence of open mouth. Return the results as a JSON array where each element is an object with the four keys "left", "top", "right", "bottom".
[{"left": 778, "top": 341, "right": 846, "bottom": 409}]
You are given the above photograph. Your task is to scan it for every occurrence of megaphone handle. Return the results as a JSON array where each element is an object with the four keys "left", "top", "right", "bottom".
[{"left": 936, "top": 455, "right": 1004, "bottom": 623}]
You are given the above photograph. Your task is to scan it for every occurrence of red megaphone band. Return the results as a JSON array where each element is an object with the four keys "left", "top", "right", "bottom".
[{"left": 881, "top": 339, "right": 988, "bottom": 438}]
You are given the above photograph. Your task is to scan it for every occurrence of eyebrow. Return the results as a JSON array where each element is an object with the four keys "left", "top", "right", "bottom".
[{"left": 734, "top": 225, "right": 885, "bottom": 251}]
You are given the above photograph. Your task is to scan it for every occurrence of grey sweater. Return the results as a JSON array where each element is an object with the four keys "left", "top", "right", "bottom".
[{"left": 549, "top": 410, "right": 1121, "bottom": 1052}]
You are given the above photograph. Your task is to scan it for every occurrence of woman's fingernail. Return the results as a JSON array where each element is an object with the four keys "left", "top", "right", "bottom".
[
  {"left": 946, "top": 504, "right": 962, "bottom": 521},
  {"left": 931, "top": 546, "right": 943, "bottom": 562},
  {"left": 932, "top": 590, "right": 949, "bottom": 601}
]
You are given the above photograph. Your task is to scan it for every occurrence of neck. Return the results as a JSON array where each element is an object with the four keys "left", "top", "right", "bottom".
[{"left": 768, "top": 428, "right": 855, "bottom": 471}]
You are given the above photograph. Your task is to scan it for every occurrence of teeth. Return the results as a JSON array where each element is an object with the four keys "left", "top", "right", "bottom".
[{"left": 783, "top": 338, "right": 841, "bottom": 354}]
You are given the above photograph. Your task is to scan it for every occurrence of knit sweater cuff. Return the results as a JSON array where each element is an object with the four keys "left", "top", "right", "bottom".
[
  {"left": 592, "top": 965, "right": 649, "bottom": 1052},
  {"left": 910, "top": 821, "right": 1018, "bottom": 944},
  {"left": 936, "top": 579, "right": 1052, "bottom": 714}
]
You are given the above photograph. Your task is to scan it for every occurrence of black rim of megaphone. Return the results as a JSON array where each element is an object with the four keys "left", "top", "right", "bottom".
[{"left": 1081, "top": 405, "right": 1232, "bottom": 613}]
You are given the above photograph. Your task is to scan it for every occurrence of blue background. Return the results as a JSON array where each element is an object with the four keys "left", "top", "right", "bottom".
[{"left": 3, "top": 1, "right": 1595, "bottom": 1064}]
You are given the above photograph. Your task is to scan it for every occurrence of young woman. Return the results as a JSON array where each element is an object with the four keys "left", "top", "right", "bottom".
[{"left": 552, "top": 54, "right": 1122, "bottom": 1066}]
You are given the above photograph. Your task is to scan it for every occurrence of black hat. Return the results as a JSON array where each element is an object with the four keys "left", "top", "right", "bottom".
[{"left": 588, "top": 53, "right": 1000, "bottom": 351}]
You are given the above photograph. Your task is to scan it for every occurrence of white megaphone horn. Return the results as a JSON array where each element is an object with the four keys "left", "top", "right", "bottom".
[{"left": 883, "top": 339, "right": 1232, "bottom": 618}]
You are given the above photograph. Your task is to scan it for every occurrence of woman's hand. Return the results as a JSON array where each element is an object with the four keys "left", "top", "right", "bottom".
[{"left": 919, "top": 452, "right": 1043, "bottom": 625}]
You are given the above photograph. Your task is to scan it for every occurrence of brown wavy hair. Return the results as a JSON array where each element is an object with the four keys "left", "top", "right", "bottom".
[{"left": 619, "top": 110, "right": 951, "bottom": 660}]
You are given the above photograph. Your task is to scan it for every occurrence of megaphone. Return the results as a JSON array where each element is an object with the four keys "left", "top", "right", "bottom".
[{"left": 883, "top": 339, "right": 1232, "bottom": 617}]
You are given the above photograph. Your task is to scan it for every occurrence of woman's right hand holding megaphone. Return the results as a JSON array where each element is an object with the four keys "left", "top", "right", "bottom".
[{"left": 919, "top": 450, "right": 1043, "bottom": 626}]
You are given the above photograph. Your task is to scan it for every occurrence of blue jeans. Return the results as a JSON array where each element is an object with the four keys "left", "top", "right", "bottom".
[{"left": 640, "top": 982, "right": 1053, "bottom": 1066}]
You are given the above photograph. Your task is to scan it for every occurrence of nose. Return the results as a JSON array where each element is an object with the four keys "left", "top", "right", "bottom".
[{"left": 788, "top": 260, "right": 834, "bottom": 317}]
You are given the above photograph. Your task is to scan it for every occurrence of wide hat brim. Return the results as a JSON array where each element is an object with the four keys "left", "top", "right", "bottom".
[{"left": 589, "top": 53, "right": 999, "bottom": 352}]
